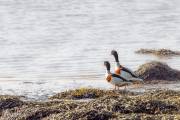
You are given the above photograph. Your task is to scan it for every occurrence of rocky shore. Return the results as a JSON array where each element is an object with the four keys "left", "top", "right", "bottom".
[
  {"left": 0, "top": 61, "right": 180, "bottom": 120},
  {"left": 1, "top": 89, "right": 180, "bottom": 120},
  {"left": 135, "top": 61, "right": 180, "bottom": 81},
  {"left": 135, "top": 48, "right": 180, "bottom": 57}
]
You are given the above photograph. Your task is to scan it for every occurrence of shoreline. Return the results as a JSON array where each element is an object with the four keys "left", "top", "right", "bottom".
[
  {"left": 0, "top": 60, "right": 180, "bottom": 101},
  {"left": 1, "top": 88, "right": 180, "bottom": 119},
  {"left": 0, "top": 60, "right": 180, "bottom": 119},
  {"left": 0, "top": 79, "right": 180, "bottom": 101}
]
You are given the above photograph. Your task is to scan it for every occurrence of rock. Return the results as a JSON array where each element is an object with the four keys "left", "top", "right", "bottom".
[
  {"left": 76, "top": 94, "right": 178, "bottom": 115},
  {"left": 135, "top": 48, "right": 180, "bottom": 57},
  {"left": 0, "top": 95, "right": 24, "bottom": 115},
  {"left": 47, "top": 109, "right": 114, "bottom": 120},
  {"left": 25, "top": 109, "right": 61, "bottom": 120},
  {"left": 49, "top": 88, "right": 136, "bottom": 100},
  {"left": 1, "top": 89, "right": 180, "bottom": 120},
  {"left": 135, "top": 61, "right": 180, "bottom": 81},
  {"left": 0, "top": 101, "right": 79, "bottom": 120}
]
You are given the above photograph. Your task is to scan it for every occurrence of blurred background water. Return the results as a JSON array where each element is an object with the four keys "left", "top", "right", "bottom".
[{"left": 0, "top": 0, "right": 179, "bottom": 100}]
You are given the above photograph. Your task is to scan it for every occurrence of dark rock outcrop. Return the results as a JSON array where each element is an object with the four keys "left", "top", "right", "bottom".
[
  {"left": 1, "top": 89, "right": 180, "bottom": 120},
  {"left": 135, "top": 61, "right": 180, "bottom": 81},
  {"left": 135, "top": 48, "right": 180, "bottom": 57}
]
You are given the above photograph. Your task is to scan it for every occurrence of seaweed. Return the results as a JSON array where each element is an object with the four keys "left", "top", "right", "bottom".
[
  {"left": 49, "top": 88, "right": 134, "bottom": 100},
  {"left": 135, "top": 48, "right": 180, "bottom": 57},
  {"left": 1, "top": 89, "right": 180, "bottom": 120},
  {"left": 135, "top": 61, "right": 180, "bottom": 81}
]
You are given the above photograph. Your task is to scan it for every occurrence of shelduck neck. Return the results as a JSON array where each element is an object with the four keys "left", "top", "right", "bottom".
[
  {"left": 106, "top": 70, "right": 111, "bottom": 74},
  {"left": 113, "top": 53, "right": 119, "bottom": 62},
  {"left": 116, "top": 62, "right": 121, "bottom": 67}
]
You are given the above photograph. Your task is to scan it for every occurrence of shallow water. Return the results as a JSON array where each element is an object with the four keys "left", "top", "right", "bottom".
[{"left": 0, "top": 0, "right": 180, "bottom": 100}]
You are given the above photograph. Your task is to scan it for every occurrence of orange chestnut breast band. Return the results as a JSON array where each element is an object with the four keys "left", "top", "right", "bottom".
[
  {"left": 115, "top": 68, "right": 122, "bottom": 75},
  {"left": 106, "top": 74, "right": 112, "bottom": 82}
]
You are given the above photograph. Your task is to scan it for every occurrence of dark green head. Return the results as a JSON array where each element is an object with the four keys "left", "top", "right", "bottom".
[
  {"left": 111, "top": 50, "right": 119, "bottom": 62},
  {"left": 104, "top": 61, "right": 110, "bottom": 71}
]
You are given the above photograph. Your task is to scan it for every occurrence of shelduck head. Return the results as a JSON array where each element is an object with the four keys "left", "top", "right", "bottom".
[
  {"left": 111, "top": 50, "right": 121, "bottom": 75},
  {"left": 104, "top": 61, "right": 110, "bottom": 71},
  {"left": 104, "top": 61, "right": 112, "bottom": 82},
  {"left": 111, "top": 50, "right": 119, "bottom": 63}
]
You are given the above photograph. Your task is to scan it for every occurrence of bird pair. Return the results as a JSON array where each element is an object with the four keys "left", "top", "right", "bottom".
[{"left": 104, "top": 50, "right": 143, "bottom": 90}]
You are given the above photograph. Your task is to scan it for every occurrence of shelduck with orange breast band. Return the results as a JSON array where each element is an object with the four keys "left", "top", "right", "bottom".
[
  {"left": 111, "top": 50, "right": 144, "bottom": 84},
  {"left": 104, "top": 61, "right": 133, "bottom": 90}
]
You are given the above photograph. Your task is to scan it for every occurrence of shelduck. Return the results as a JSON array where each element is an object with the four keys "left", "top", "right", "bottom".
[
  {"left": 111, "top": 50, "right": 143, "bottom": 84},
  {"left": 104, "top": 61, "right": 132, "bottom": 90}
]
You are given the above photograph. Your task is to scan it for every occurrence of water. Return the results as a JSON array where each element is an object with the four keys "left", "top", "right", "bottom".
[{"left": 0, "top": 0, "right": 180, "bottom": 100}]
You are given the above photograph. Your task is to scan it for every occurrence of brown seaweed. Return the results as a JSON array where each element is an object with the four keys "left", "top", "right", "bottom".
[
  {"left": 135, "top": 48, "right": 180, "bottom": 57},
  {"left": 135, "top": 61, "right": 180, "bottom": 81},
  {"left": 1, "top": 89, "right": 180, "bottom": 120}
]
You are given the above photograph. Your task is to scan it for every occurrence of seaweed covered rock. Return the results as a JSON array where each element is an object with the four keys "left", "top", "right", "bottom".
[
  {"left": 65, "top": 109, "right": 113, "bottom": 120},
  {"left": 146, "top": 89, "right": 180, "bottom": 100},
  {"left": 115, "top": 114, "right": 180, "bottom": 120},
  {"left": 135, "top": 61, "right": 180, "bottom": 81},
  {"left": 76, "top": 94, "right": 178, "bottom": 115},
  {"left": 49, "top": 88, "right": 107, "bottom": 100},
  {"left": 0, "top": 95, "right": 24, "bottom": 115},
  {"left": 45, "top": 109, "right": 114, "bottom": 120},
  {"left": 1, "top": 89, "right": 180, "bottom": 120},
  {"left": 49, "top": 88, "right": 135, "bottom": 100},
  {"left": 1, "top": 101, "right": 80, "bottom": 120},
  {"left": 49, "top": 88, "right": 115, "bottom": 100},
  {"left": 40, "top": 89, "right": 180, "bottom": 119},
  {"left": 132, "top": 100, "right": 177, "bottom": 114},
  {"left": 140, "top": 89, "right": 180, "bottom": 108},
  {"left": 135, "top": 48, "right": 180, "bottom": 57}
]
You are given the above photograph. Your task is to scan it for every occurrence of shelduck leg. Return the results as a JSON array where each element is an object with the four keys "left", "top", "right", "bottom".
[
  {"left": 124, "top": 85, "right": 127, "bottom": 95},
  {"left": 114, "top": 85, "right": 117, "bottom": 90}
]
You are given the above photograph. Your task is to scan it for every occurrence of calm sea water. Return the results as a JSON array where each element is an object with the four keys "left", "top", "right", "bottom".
[{"left": 0, "top": 0, "right": 180, "bottom": 100}]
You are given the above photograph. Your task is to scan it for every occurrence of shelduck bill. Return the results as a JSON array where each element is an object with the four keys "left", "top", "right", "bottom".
[
  {"left": 111, "top": 50, "right": 143, "bottom": 84},
  {"left": 104, "top": 61, "right": 132, "bottom": 90}
]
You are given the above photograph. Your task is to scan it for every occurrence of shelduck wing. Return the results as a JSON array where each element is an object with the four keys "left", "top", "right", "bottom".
[
  {"left": 121, "top": 66, "right": 138, "bottom": 78},
  {"left": 111, "top": 74, "right": 128, "bottom": 82},
  {"left": 128, "top": 77, "right": 144, "bottom": 84}
]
